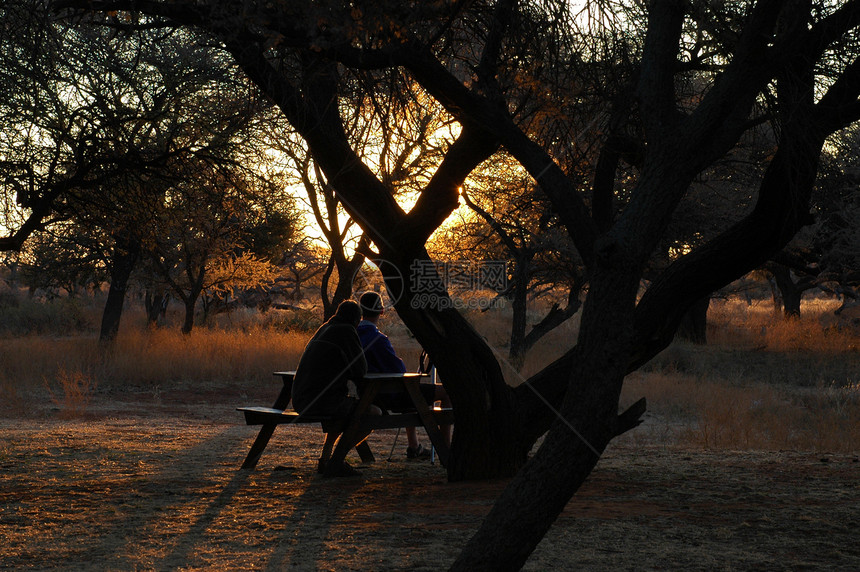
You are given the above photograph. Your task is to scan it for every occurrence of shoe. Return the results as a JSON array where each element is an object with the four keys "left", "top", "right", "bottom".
[
  {"left": 406, "top": 444, "right": 432, "bottom": 460},
  {"left": 322, "top": 460, "right": 362, "bottom": 478},
  {"left": 317, "top": 457, "right": 326, "bottom": 474}
]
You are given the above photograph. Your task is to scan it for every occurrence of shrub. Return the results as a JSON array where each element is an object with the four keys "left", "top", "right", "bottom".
[
  {"left": 0, "top": 294, "right": 96, "bottom": 336},
  {"left": 260, "top": 307, "right": 322, "bottom": 333}
]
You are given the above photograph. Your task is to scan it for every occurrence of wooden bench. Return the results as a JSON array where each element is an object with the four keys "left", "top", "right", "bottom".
[{"left": 237, "top": 372, "right": 454, "bottom": 470}]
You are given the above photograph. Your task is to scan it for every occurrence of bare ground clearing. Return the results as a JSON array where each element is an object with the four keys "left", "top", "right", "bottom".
[{"left": 1, "top": 388, "right": 859, "bottom": 571}]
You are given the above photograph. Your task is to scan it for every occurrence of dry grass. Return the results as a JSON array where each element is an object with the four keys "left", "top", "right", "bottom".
[
  {"left": 103, "top": 326, "right": 309, "bottom": 385},
  {"left": 0, "top": 318, "right": 313, "bottom": 420},
  {"left": 0, "top": 368, "right": 21, "bottom": 413},
  {"left": 620, "top": 373, "right": 860, "bottom": 453},
  {"left": 44, "top": 368, "right": 97, "bottom": 419},
  {"left": 0, "top": 325, "right": 309, "bottom": 390},
  {"left": 1, "top": 294, "right": 858, "bottom": 453},
  {"left": 622, "top": 297, "right": 860, "bottom": 453},
  {"left": 707, "top": 296, "right": 860, "bottom": 353}
]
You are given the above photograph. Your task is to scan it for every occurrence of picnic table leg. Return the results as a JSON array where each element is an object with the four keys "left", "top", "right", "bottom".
[
  {"left": 241, "top": 423, "right": 278, "bottom": 469},
  {"left": 240, "top": 380, "right": 294, "bottom": 469},
  {"left": 356, "top": 441, "right": 375, "bottom": 463},
  {"left": 403, "top": 381, "right": 451, "bottom": 466},
  {"left": 324, "top": 383, "right": 382, "bottom": 477}
]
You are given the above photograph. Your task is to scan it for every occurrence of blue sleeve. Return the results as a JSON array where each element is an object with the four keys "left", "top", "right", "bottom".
[{"left": 359, "top": 326, "right": 406, "bottom": 373}]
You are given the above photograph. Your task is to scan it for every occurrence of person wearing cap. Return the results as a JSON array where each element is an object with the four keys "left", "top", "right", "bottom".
[
  {"left": 357, "top": 291, "right": 451, "bottom": 459},
  {"left": 292, "top": 299, "right": 380, "bottom": 476}
]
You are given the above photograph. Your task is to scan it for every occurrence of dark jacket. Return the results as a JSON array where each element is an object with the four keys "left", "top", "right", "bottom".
[
  {"left": 357, "top": 320, "right": 406, "bottom": 374},
  {"left": 291, "top": 315, "right": 367, "bottom": 416}
]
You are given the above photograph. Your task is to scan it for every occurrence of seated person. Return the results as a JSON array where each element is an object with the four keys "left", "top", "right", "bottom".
[
  {"left": 292, "top": 300, "right": 380, "bottom": 476},
  {"left": 357, "top": 291, "right": 451, "bottom": 459}
]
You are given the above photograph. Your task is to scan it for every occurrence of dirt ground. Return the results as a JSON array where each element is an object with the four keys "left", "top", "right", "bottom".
[{"left": 1, "top": 387, "right": 859, "bottom": 571}]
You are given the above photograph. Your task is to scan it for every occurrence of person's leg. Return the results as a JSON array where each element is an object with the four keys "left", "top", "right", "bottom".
[
  {"left": 323, "top": 398, "right": 382, "bottom": 476},
  {"left": 318, "top": 431, "right": 339, "bottom": 473},
  {"left": 318, "top": 398, "right": 355, "bottom": 474},
  {"left": 334, "top": 397, "right": 381, "bottom": 446},
  {"left": 405, "top": 426, "right": 432, "bottom": 459},
  {"left": 405, "top": 426, "right": 419, "bottom": 449},
  {"left": 404, "top": 387, "right": 434, "bottom": 457}
]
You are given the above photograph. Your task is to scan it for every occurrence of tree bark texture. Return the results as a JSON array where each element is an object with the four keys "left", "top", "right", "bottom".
[{"left": 452, "top": 262, "right": 641, "bottom": 571}]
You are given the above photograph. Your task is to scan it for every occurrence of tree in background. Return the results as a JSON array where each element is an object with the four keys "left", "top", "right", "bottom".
[
  {"left": 718, "top": 123, "right": 860, "bottom": 320},
  {"left": 16, "top": 223, "right": 104, "bottom": 298},
  {"left": 442, "top": 154, "right": 584, "bottom": 369},
  {"left": 0, "top": 0, "right": 126, "bottom": 250},
  {"left": 1, "top": 1, "right": 304, "bottom": 341},
  {"left": 268, "top": 77, "right": 456, "bottom": 319},
  {"left": 812, "top": 124, "right": 860, "bottom": 302},
  {"left": 273, "top": 134, "right": 368, "bottom": 319},
  {"left": 141, "top": 160, "right": 283, "bottom": 334}
]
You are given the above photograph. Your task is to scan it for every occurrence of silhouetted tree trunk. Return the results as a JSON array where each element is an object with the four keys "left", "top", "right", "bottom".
[
  {"left": 169, "top": 263, "right": 205, "bottom": 335},
  {"left": 180, "top": 283, "right": 203, "bottom": 335},
  {"left": 452, "top": 257, "right": 646, "bottom": 570},
  {"left": 507, "top": 253, "right": 532, "bottom": 369},
  {"left": 383, "top": 248, "right": 532, "bottom": 480},
  {"left": 180, "top": 298, "right": 196, "bottom": 334},
  {"left": 320, "top": 235, "right": 368, "bottom": 320},
  {"left": 676, "top": 295, "right": 710, "bottom": 344},
  {"left": 144, "top": 290, "right": 169, "bottom": 327},
  {"left": 770, "top": 263, "right": 802, "bottom": 317},
  {"left": 513, "top": 285, "right": 584, "bottom": 367},
  {"left": 766, "top": 261, "right": 821, "bottom": 318},
  {"left": 99, "top": 234, "right": 141, "bottom": 345}
]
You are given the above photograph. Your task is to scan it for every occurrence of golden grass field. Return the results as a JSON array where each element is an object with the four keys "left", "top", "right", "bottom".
[{"left": 1, "top": 295, "right": 859, "bottom": 570}]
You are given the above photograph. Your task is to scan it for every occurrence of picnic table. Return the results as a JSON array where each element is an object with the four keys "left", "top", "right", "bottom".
[{"left": 237, "top": 371, "right": 453, "bottom": 477}]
